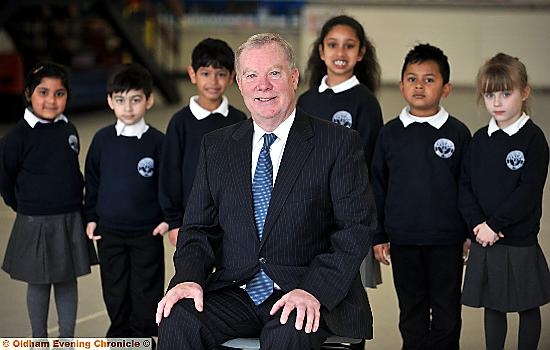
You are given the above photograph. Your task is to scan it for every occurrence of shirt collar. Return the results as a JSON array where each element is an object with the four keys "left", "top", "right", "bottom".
[
  {"left": 487, "top": 113, "right": 530, "bottom": 137},
  {"left": 253, "top": 109, "right": 296, "bottom": 146},
  {"left": 318, "top": 75, "right": 360, "bottom": 94},
  {"left": 399, "top": 105, "right": 449, "bottom": 129},
  {"left": 115, "top": 118, "right": 149, "bottom": 139},
  {"left": 24, "top": 108, "right": 68, "bottom": 128},
  {"left": 189, "top": 95, "right": 229, "bottom": 120}
]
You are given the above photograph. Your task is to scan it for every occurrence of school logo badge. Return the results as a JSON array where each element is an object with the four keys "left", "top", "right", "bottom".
[
  {"left": 433, "top": 138, "right": 455, "bottom": 158},
  {"left": 68, "top": 134, "right": 79, "bottom": 153},
  {"left": 332, "top": 110, "right": 353, "bottom": 128},
  {"left": 506, "top": 150, "right": 525, "bottom": 170},
  {"left": 137, "top": 157, "right": 154, "bottom": 177}
]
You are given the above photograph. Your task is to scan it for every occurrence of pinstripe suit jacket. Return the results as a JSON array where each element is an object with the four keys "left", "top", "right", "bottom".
[{"left": 168, "top": 110, "right": 376, "bottom": 339}]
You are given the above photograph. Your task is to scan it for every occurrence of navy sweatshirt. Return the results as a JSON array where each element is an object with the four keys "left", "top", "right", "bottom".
[
  {"left": 371, "top": 115, "right": 471, "bottom": 245},
  {"left": 459, "top": 119, "right": 549, "bottom": 246},
  {"left": 0, "top": 119, "right": 84, "bottom": 215},
  {"left": 159, "top": 105, "right": 247, "bottom": 230},
  {"left": 84, "top": 125, "right": 165, "bottom": 233},
  {"left": 297, "top": 84, "right": 383, "bottom": 167}
]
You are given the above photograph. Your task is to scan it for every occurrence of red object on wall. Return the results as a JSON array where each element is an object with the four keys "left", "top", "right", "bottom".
[{"left": 0, "top": 52, "right": 24, "bottom": 94}]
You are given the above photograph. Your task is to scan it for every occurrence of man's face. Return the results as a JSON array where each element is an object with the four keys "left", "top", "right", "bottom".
[{"left": 236, "top": 43, "right": 299, "bottom": 130}]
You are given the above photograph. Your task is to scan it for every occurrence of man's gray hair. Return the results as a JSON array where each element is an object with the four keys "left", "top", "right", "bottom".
[{"left": 235, "top": 33, "right": 297, "bottom": 76}]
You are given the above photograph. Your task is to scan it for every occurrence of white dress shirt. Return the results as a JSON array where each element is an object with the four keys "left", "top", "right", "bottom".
[
  {"left": 115, "top": 118, "right": 149, "bottom": 139},
  {"left": 251, "top": 110, "right": 296, "bottom": 186},
  {"left": 487, "top": 113, "right": 530, "bottom": 137},
  {"left": 399, "top": 105, "right": 449, "bottom": 129},
  {"left": 318, "top": 75, "right": 360, "bottom": 94},
  {"left": 24, "top": 108, "right": 68, "bottom": 128},
  {"left": 189, "top": 95, "right": 229, "bottom": 120}
]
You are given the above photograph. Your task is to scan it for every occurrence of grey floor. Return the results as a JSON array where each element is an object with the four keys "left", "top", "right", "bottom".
[{"left": 1, "top": 80, "right": 549, "bottom": 349}]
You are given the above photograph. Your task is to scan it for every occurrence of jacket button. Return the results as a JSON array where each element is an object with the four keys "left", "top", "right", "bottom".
[{"left": 259, "top": 257, "right": 266, "bottom": 264}]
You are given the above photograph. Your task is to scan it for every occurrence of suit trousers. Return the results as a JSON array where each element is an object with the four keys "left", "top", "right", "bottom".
[
  {"left": 97, "top": 230, "right": 164, "bottom": 337},
  {"left": 158, "top": 286, "right": 331, "bottom": 350},
  {"left": 390, "top": 244, "right": 464, "bottom": 350}
]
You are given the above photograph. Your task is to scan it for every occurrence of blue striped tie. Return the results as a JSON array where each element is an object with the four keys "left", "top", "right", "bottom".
[{"left": 246, "top": 133, "right": 277, "bottom": 305}]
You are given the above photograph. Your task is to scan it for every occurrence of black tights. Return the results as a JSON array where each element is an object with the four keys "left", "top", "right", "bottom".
[
  {"left": 27, "top": 281, "right": 77, "bottom": 338},
  {"left": 484, "top": 307, "right": 541, "bottom": 350}
]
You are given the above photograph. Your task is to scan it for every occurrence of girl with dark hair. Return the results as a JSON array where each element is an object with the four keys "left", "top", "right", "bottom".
[
  {"left": 297, "top": 15, "right": 383, "bottom": 288},
  {"left": 0, "top": 61, "right": 97, "bottom": 338}
]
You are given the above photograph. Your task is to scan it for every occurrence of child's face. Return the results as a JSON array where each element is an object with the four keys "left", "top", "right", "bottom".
[
  {"left": 188, "top": 65, "right": 234, "bottom": 110},
  {"left": 400, "top": 60, "right": 452, "bottom": 117},
  {"left": 482, "top": 87, "right": 529, "bottom": 129},
  {"left": 107, "top": 89, "right": 154, "bottom": 125},
  {"left": 27, "top": 77, "right": 68, "bottom": 120},
  {"left": 319, "top": 24, "right": 365, "bottom": 86}
]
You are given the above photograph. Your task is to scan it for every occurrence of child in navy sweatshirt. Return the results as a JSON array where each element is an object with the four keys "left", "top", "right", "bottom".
[
  {"left": 159, "top": 38, "right": 247, "bottom": 246},
  {"left": 371, "top": 44, "right": 470, "bottom": 349},
  {"left": 459, "top": 53, "right": 550, "bottom": 350},
  {"left": 84, "top": 63, "right": 166, "bottom": 338},
  {"left": 1, "top": 61, "right": 97, "bottom": 338},
  {"left": 297, "top": 15, "right": 383, "bottom": 288}
]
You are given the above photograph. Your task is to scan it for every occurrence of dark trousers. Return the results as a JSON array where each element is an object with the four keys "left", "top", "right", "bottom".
[
  {"left": 391, "top": 244, "right": 463, "bottom": 350},
  {"left": 97, "top": 230, "right": 164, "bottom": 337},
  {"left": 158, "top": 286, "right": 331, "bottom": 350}
]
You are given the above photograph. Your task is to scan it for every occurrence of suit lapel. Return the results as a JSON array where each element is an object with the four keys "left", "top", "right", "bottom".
[
  {"left": 228, "top": 120, "right": 259, "bottom": 240},
  {"left": 262, "top": 111, "right": 314, "bottom": 246}
]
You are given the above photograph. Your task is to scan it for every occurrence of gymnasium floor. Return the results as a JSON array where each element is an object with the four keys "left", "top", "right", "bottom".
[{"left": 1, "top": 81, "right": 549, "bottom": 349}]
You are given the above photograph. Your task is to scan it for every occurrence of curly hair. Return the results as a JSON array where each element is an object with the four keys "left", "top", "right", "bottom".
[{"left": 305, "top": 15, "right": 381, "bottom": 93}]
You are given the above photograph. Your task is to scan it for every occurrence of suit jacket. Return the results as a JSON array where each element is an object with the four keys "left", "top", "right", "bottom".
[{"left": 168, "top": 110, "right": 376, "bottom": 339}]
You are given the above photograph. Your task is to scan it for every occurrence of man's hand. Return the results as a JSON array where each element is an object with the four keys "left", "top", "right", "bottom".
[
  {"left": 167, "top": 228, "right": 179, "bottom": 246},
  {"left": 373, "top": 243, "right": 390, "bottom": 265},
  {"left": 155, "top": 282, "right": 203, "bottom": 325},
  {"left": 270, "top": 289, "right": 320, "bottom": 333},
  {"left": 86, "top": 222, "right": 101, "bottom": 241}
]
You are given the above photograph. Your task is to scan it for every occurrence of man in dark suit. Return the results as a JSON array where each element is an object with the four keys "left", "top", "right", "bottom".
[{"left": 156, "top": 33, "right": 376, "bottom": 350}]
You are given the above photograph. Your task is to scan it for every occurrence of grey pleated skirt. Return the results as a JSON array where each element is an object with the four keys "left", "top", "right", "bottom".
[
  {"left": 360, "top": 249, "right": 382, "bottom": 289},
  {"left": 2, "top": 212, "right": 98, "bottom": 284},
  {"left": 461, "top": 242, "right": 550, "bottom": 312}
]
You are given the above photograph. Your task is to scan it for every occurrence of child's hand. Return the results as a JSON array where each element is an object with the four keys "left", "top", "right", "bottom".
[
  {"left": 462, "top": 238, "right": 471, "bottom": 264},
  {"left": 473, "top": 222, "right": 504, "bottom": 247},
  {"left": 168, "top": 228, "right": 179, "bottom": 246},
  {"left": 373, "top": 243, "right": 391, "bottom": 265},
  {"left": 153, "top": 222, "right": 169, "bottom": 236},
  {"left": 86, "top": 222, "right": 102, "bottom": 241}
]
